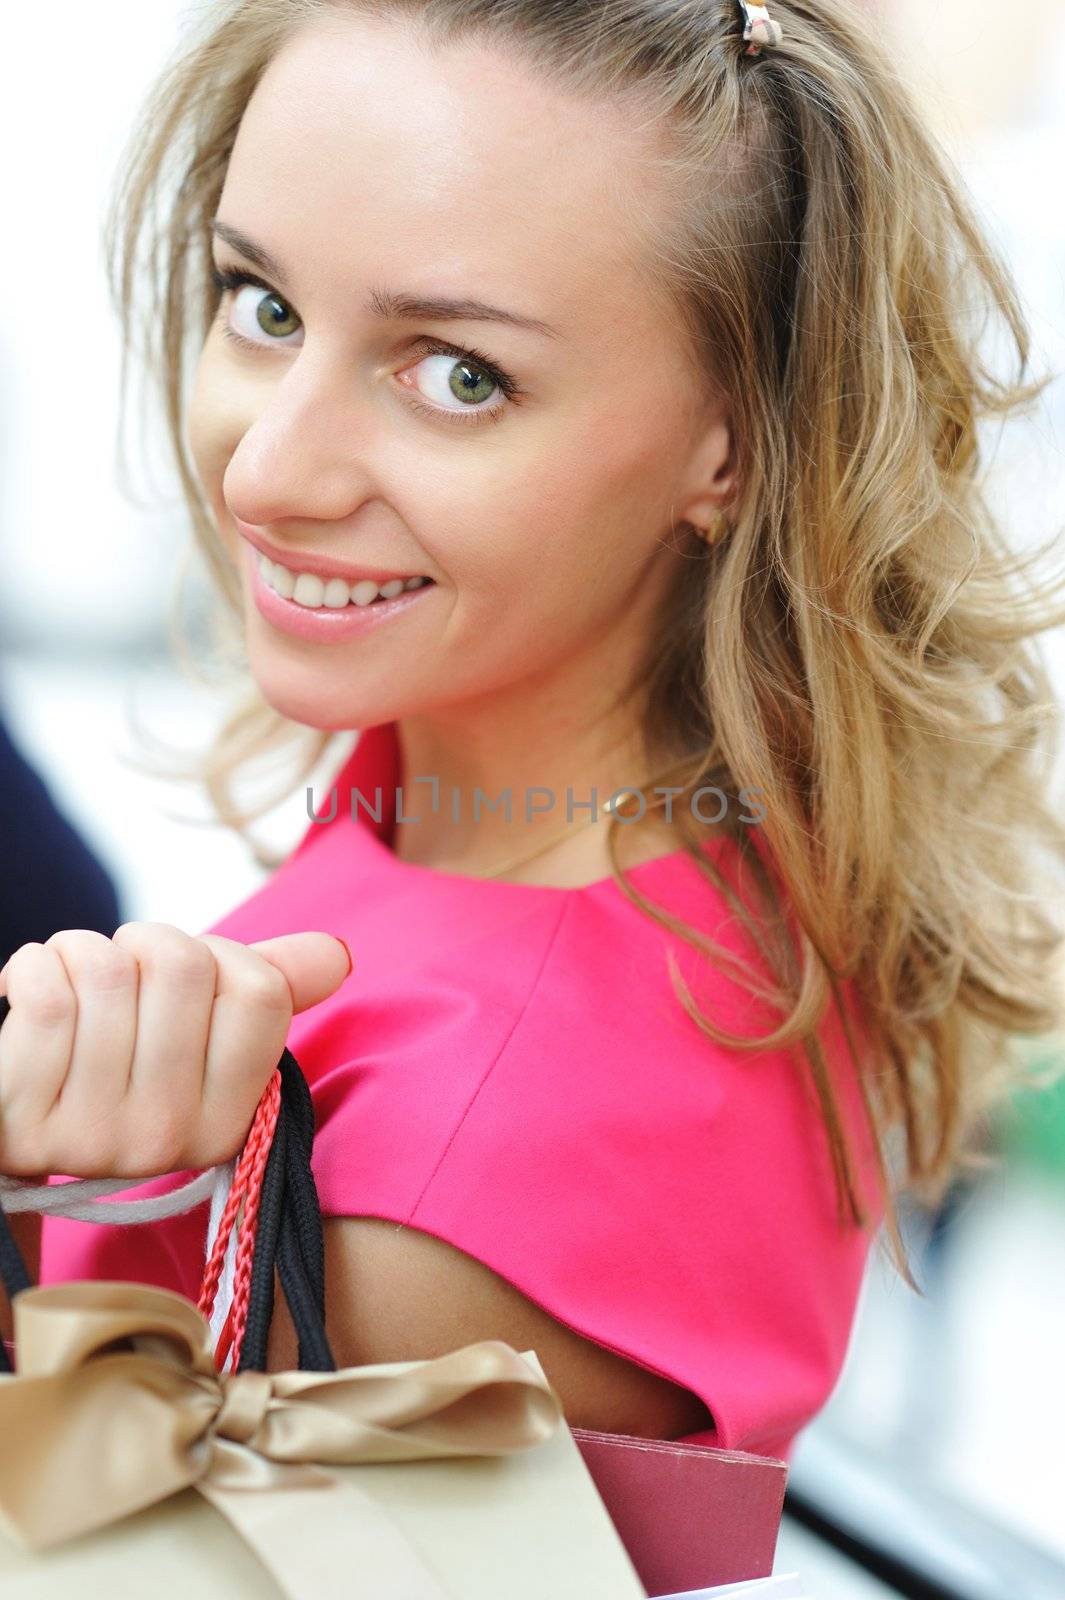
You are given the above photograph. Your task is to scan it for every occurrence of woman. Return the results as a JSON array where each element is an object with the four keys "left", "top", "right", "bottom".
[{"left": 2, "top": 0, "right": 1063, "bottom": 1460}]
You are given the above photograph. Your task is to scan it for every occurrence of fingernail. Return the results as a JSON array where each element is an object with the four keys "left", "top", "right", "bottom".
[{"left": 335, "top": 937, "right": 354, "bottom": 977}]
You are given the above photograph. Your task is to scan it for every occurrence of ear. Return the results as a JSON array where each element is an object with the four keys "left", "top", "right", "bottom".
[{"left": 676, "top": 407, "right": 737, "bottom": 531}]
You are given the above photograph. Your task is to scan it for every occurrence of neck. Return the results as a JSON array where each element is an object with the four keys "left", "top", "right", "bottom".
[{"left": 389, "top": 691, "right": 656, "bottom": 879}]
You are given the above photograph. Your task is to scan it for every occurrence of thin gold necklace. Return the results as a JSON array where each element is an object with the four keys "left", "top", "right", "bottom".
[
  {"left": 475, "top": 744, "right": 712, "bottom": 880},
  {"left": 478, "top": 791, "right": 641, "bottom": 881}
]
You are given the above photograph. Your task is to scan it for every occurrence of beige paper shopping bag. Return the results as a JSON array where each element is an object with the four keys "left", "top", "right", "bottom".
[{"left": 0, "top": 1282, "right": 647, "bottom": 1599}]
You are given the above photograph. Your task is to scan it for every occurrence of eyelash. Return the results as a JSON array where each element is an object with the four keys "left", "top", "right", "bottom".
[{"left": 208, "top": 265, "right": 522, "bottom": 428}]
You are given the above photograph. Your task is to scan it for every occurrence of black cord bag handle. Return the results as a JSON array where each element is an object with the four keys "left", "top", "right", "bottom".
[{"left": 0, "top": 992, "right": 335, "bottom": 1375}]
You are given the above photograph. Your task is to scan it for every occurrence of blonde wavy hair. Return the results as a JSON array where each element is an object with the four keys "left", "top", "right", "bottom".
[{"left": 107, "top": 0, "right": 1065, "bottom": 1277}]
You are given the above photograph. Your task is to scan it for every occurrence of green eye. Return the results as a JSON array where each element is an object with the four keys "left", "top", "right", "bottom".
[
  {"left": 254, "top": 291, "right": 300, "bottom": 339},
  {"left": 445, "top": 359, "right": 496, "bottom": 405},
  {"left": 211, "top": 265, "right": 303, "bottom": 347},
  {"left": 210, "top": 263, "right": 523, "bottom": 429}
]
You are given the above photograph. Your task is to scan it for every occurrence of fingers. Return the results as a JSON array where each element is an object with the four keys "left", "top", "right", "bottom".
[
  {"left": 187, "top": 931, "right": 352, "bottom": 1165},
  {"left": 0, "top": 929, "right": 142, "bottom": 1175},
  {"left": 0, "top": 944, "right": 78, "bottom": 1153},
  {"left": 247, "top": 933, "right": 354, "bottom": 1013},
  {"left": 193, "top": 933, "right": 295, "bottom": 1161},
  {"left": 45, "top": 931, "right": 141, "bottom": 1139},
  {"left": 112, "top": 922, "right": 218, "bottom": 1167},
  {"left": 0, "top": 922, "right": 355, "bottom": 1180}
]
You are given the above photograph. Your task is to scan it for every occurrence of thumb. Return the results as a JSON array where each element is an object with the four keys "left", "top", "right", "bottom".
[{"left": 247, "top": 932, "right": 354, "bottom": 1014}]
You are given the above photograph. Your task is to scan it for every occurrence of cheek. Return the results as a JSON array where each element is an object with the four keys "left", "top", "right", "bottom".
[
  {"left": 461, "top": 406, "right": 676, "bottom": 602},
  {"left": 186, "top": 345, "right": 245, "bottom": 510}
]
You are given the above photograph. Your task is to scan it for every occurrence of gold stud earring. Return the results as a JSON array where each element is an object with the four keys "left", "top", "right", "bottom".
[{"left": 694, "top": 512, "right": 731, "bottom": 545}]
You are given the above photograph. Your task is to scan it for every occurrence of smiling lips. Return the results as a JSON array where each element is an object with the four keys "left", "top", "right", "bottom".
[
  {"left": 256, "top": 550, "right": 433, "bottom": 609},
  {"left": 244, "top": 537, "right": 437, "bottom": 643},
  {"left": 235, "top": 520, "right": 433, "bottom": 595}
]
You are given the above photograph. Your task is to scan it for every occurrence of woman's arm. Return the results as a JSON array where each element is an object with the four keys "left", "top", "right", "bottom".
[
  {"left": 0, "top": 926, "right": 712, "bottom": 1435},
  {"left": 266, "top": 1215, "right": 715, "bottom": 1441}
]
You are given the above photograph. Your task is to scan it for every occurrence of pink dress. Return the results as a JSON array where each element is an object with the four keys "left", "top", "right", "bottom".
[{"left": 39, "top": 720, "right": 882, "bottom": 1460}]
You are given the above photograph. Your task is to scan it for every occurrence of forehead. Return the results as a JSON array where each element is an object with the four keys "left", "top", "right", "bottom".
[{"left": 222, "top": 10, "right": 677, "bottom": 338}]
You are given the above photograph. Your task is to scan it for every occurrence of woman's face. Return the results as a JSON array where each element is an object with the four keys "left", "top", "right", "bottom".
[{"left": 188, "top": 9, "right": 733, "bottom": 732}]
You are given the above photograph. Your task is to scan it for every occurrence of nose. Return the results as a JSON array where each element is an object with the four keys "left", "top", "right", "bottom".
[{"left": 222, "top": 348, "right": 377, "bottom": 528}]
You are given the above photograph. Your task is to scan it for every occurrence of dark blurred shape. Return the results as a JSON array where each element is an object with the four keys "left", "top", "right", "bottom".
[{"left": 0, "top": 707, "right": 124, "bottom": 968}]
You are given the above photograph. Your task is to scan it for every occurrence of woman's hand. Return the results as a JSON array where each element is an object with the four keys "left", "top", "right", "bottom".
[{"left": 0, "top": 923, "right": 352, "bottom": 1180}]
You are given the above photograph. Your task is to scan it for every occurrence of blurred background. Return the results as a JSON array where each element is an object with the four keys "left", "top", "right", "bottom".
[{"left": 1, "top": 3, "right": 1063, "bottom": 1595}]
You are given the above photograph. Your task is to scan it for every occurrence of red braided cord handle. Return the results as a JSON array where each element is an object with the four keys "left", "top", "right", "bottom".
[
  {"left": 219, "top": 1105, "right": 276, "bottom": 1370},
  {"left": 198, "top": 1070, "right": 281, "bottom": 1369}
]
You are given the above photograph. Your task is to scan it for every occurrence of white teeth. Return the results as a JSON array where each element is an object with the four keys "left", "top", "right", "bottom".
[
  {"left": 257, "top": 551, "right": 432, "bottom": 609},
  {"left": 292, "top": 573, "right": 325, "bottom": 608},
  {"left": 271, "top": 561, "right": 295, "bottom": 600}
]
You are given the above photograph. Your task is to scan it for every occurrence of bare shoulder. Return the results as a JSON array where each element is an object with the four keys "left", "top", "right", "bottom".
[{"left": 266, "top": 1215, "right": 713, "bottom": 1440}]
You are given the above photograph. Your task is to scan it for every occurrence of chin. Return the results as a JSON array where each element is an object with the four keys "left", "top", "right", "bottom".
[
  {"left": 245, "top": 650, "right": 403, "bottom": 732},
  {"left": 253, "top": 678, "right": 373, "bottom": 732}
]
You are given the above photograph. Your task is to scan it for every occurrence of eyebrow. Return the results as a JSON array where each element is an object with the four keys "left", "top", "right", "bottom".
[{"left": 209, "top": 219, "right": 563, "bottom": 340}]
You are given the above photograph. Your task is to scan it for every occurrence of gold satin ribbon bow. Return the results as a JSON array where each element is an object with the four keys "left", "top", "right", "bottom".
[{"left": 0, "top": 1281, "right": 565, "bottom": 1599}]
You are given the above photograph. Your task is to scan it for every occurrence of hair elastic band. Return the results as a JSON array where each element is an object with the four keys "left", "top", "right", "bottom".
[{"left": 739, "top": 1, "right": 784, "bottom": 56}]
